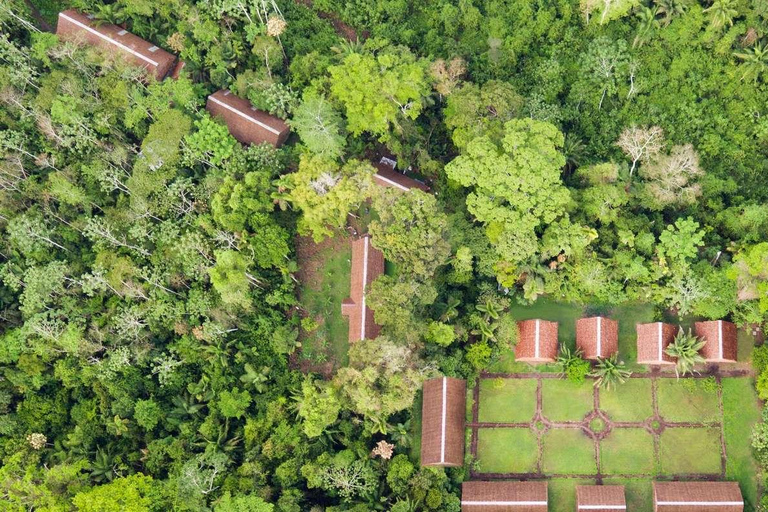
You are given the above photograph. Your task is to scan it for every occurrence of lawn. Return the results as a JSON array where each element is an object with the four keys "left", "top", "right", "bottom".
[
  {"left": 600, "top": 428, "right": 656, "bottom": 475},
  {"left": 611, "top": 302, "right": 656, "bottom": 370},
  {"left": 541, "top": 379, "right": 594, "bottom": 422},
  {"left": 548, "top": 479, "right": 594, "bottom": 511},
  {"left": 657, "top": 378, "right": 720, "bottom": 423},
  {"left": 541, "top": 429, "right": 596, "bottom": 474},
  {"left": 600, "top": 379, "right": 654, "bottom": 422},
  {"left": 722, "top": 378, "right": 761, "bottom": 509},
  {"left": 659, "top": 427, "right": 722, "bottom": 474},
  {"left": 477, "top": 378, "right": 537, "bottom": 423},
  {"left": 297, "top": 238, "right": 352, "bottom": 368},
  {"left": 476, "top": 428, "right": 538, "bottom": 473},
  {"left": 602, "top": 478, "right": 654, "bottom": 511}
]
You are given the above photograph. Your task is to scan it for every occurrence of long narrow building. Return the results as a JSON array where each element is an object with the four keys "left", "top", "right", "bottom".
[
  {"left": 421, "top": 377, "right": 466, "bottom": 467},
  {"left": 636, "top": 322, "right": 678, "bottom": 365},
  {"left": 206, "top": 90, "right": 290, "bottom": 147},
  {"left": 56, "top": 10, "right": 177, "bottom": 80},
  {"left": 341, "top": 236, "right": 384, "bottom": 343}
]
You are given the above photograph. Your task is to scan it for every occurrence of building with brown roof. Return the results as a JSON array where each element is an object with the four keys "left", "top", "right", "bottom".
[
  {"left": 373, "top": 159, "right": 430, "bottom": 192},
  {"left": 577, "top": 485, "right": 626, "bottom": 512},
  {"left": 421, "top": 377, "right": 466, "bottom": 467},
  {"left": 56, "top": 10, "right": 177, "bottom": 80},
  {"left": 694, "top": 320, "right": 738, "bottom": 363},
  {"left": 576, "top": 317, "right": 619, "bottom": 360},
  {"left": 515, "top": 319, "right": 558, "bottom": 363},
  {"left": 461, "top": 481, "right": 548, "bottom": 512},
  {"left": 653, "top": 481, "right": 743, "bottom": 512},
  {"left": 636, "top": 322, "right": 679, "bottom": 365},
  {"left": 206, "top": 90, "right": 290, "bottom": 147},
  {"left": 341, "top": 236, "right": 384, "bottom": 343}
]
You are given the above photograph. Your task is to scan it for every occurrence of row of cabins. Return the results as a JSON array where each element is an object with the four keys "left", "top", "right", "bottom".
[
  {"left": 516, "top": 317, "right": 738, "bottom": 364},
  {"left": 421, "top": 377, "right": 745, "bottom": 510},
  {"left": 461, "top": 480, "right": 744, "bottom": 511}
]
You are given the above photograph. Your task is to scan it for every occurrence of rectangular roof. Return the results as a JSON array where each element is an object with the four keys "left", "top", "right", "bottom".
[
  {"left": 576, "top": 316, "right": 619, "bottom": 359},
  {"left": 206, "top": 90, "right": 290, "bottom": 147},
  {"left": 341, "top": 236, "right": 384, "bottom": 343},
  {"left": 373, "top": 161, "right": 430, "bottom": 192},
  {"left": 56, "top": 10, "right": 177, "bottom": 80},
  {"left": 636, "top": 322, "right": 678, "bottom": 365},
  {"left": 576, "top": 485, "right": 626, "bottom": 511},
  {"left": 421, "top": 377, "right": 466, "bottom": 467},
  {"left": 515, "top": 319, "right": 558, "bottom": 363},
  {"left": 695, "top": 320, "right": 738, "bottom": 362},
  {"left": 654, "top": 482, "right": 743, "bottom": 512},
  {"left": 461, "top": 481, "right": 548, "bottom": 512}
]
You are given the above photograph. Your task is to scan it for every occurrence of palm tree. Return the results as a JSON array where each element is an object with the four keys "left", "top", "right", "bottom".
[
  {"left": 654, "top": 0, "right": 687, "bottom": 26},
  {"left": 562, "top": 133, "right": 587, "bottom": 174},
  {"left": 437, "top": 296, "right": 461, "bottom": 322},
  {"left": 634, "top": 7, "right": 660, "bottom": 48},
  {"left": 704, "top": 0, "right": 738, "bottom": 31},
  {"left": 476, "top": 299, "right": 502, "bottom": 321},
  {"left": 734, "top": 43, "right": 768, "bottom": 82},
  {"left": 665, "top": 328, "right": 706, "bottom": 377},
  {"left": 590, "top": 354, "right": 632, "bottom": 390}
]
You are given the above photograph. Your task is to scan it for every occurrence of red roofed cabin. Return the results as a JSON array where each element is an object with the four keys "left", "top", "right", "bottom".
[
  {"left": 420, "top": 377, "right": 466, "bottom": 467},
  {"left": 577, "top": 485, "right": 626, "bottom": 512},
  {"left": 56, "top": 11, "right": 177, "bottom": 80},
  {"left": 636, "top": 322, "right": 678, "bottom": 365},
  {"left": 206, "top": 90, "right": 290, "bottom": 147},
  {"left": 461, "top": 481, "right": 548, "bottom": 512},
  {"left": 373, "top": 158, "right": 430, "bottom": 192},
  {"left": 576, "top": 316, "right": 619, "bottom": 360},
  {"left": 341, "top": 236, "right": 384, "bottom": 343},
  {"left": 653, "top": 481, "right": 743, "bottom": 512},
  {"left": 515, "top": 319, "right": 558, "bottom": 363},
  {"left": 694, "top": 320, "right": 738, "bottom": 363}
]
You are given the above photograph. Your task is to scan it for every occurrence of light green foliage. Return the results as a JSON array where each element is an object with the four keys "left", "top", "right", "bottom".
[
  {"left": 424, "top": 321, "right": 456, "bottom": 347},
  {"left": 328, "top": 43, "right": 431, "bottom": 141},
  {"left": 209, "top": 250, "right": 253, "bottom": 310},
  {"left": 665, "top": 328, "right": 706, "bottom": 377},
  {"left": 277, "top": 156, "right": 374, "bottom": 241},
  {"left": 294, "top": 378, "right": 341, "bottom": 438},
  {"left": 218, "top": 387, "right": 252, "bottom": 419},
  {"left": 445, "top": 119, "right": 578, "bottom": 283},
  {"left": 133, "top": 399, "right": 162, "bottom": 431},
  {"left": 214, "top": 492, "right": 274, "bottom": 511},
  {"left": 370, "top": 189, "right": 451, "bottom": 279},
  {"left": 290, "top": 94, "right": 346, "bottom": 159},
  {"left": 184, "top": 116, "right": 238, "bottom": 167},
  {"left": 658, "top": 217, "right": 705, "bottom": 267},
  {"left": 731, "top": 243, "right": 768, "bottom": 312},
  {"left": 72, "top": 474, "right": 156, "bottom": 512}
]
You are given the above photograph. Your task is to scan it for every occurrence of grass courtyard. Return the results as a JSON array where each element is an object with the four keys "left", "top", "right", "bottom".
[{"left": 471, "top": 374, "right": 760, "bottom": 509}]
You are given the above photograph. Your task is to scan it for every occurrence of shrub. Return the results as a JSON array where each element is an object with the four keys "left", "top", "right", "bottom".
[{"left": 555, "top": 346, "right": 591, "bottom": 383}]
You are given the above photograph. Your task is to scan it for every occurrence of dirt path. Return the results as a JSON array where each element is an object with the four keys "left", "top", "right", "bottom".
[{"left": 469, "top": 372, "right": 729, "bottom": 482}]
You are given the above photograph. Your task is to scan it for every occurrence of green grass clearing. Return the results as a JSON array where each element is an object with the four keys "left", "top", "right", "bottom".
[
  {"left": 600, "top": 428, "right": 656, "bottom": 475},
  {"left": 541, "top": 429, "right": 596, "bottom": 474},
  {"left": 541, "top": 379, "right": 594, "bottom": 422},
  {"left": 722, "top": 378, "right": 761, "bottom": 509},
  {"left": 478, "top": 378, "right": 538, "bottom": 423},
  {"left": 476, "top": 428, "right": 538, "bottom": 473},
  {"left": 659, "top": 427, "right": 722, "bottom": 474},
  {"left": 600, "top": 379, "right": 654, "bottom": 422},
  {"left": 603, "top": 478, "right": 654, "bottom": 511},
  {"left": 548, "top": 479, "right": 595, "bottom": 511},
  {"left": 657, "top": 378, "right": 720, "bottom": 423},
  {"left": 612, "top": 302, "right": 656, "bottom": 370}
]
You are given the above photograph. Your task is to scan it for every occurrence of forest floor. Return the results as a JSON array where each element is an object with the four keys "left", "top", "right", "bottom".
[
  {"left": 468, "top": 373, "right": 761, "bottom": 509},
  {"left": 293, "top": 234, "right": 352, "bottom": 377}
]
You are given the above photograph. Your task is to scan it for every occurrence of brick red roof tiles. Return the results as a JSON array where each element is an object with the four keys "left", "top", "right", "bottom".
[
  {"left": 56, "top": 11, "right": 177, "bottom": 80},
  {"left": 372, "top": 162, "right": 430, "bottom": 192},
  {"left": 576, "top": 485, "right": 626, "bottom": 512},
  {"left": 694, "top": 320, "right": 738, "bottom": 362},
  {"left": 341, "top": 236, "right": 384, "bottom": 343},
  {"left": 576, "top": 317, "right": 619, "bottom": 359},
  {"left": 653, "top": 481, "right": 743, "bottom": 512},
  {"left": 461, "top": 481, "right": 548, "bottom": 512},
  {"left": 206, "top": 90, "right": 290, "bottom": 147},
  {"left": 636, "top": 322, "right": 679, "bottom": 365},
  {"left": 515, "top": 319, "right": 558, "bottom": 363},
  {"left": 421, "top": 377, "right": 466, "bottom": 467}
]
